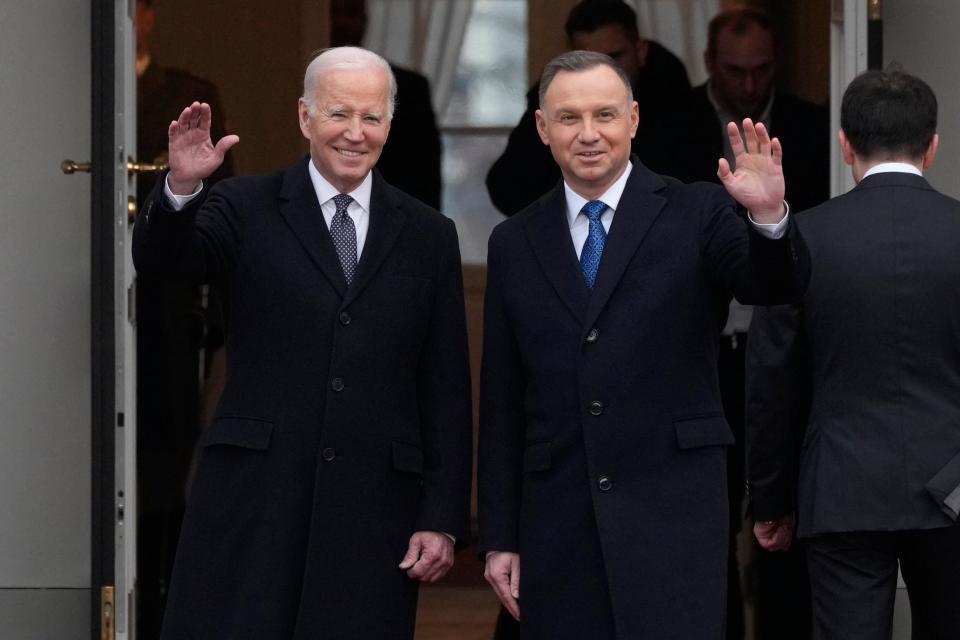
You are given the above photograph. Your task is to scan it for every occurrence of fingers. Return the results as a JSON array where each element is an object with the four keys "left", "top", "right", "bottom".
[
  {"left": 485, "top": 552, "right": 521, "bottom": 621},
  {"left": 771, "top": 136, "right": 783, "bottom": 167},
  {"left": 726, "top": 121, "right": 744, "bottom": 158},
  {"left": 717, "top": 157, "right": 732, "bottom": 182},
  {"left": 170, "top": 102, "right": 211, "bottom": 137},
  {"left": 399, "top": 532, "right": 454, "bottom": 583},
  {"left": 215, "top": 134, "right": 241, "bottom": 156}
]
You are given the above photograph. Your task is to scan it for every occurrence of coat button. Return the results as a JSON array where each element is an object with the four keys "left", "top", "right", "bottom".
[
  {"left": 598, "top": 476, "right": 613, "bottom": 491},
  {"left": 331, "top": 378, "right": 344, "bottom": 392},
  {"left": 585, "top": 328, "right": 599, "bottom": 343},
  {"left": 589, "top": 401, "right": 604, "bottom": 416},
  {"left": 339, "top": 311, "right": 351, "bottom": 325},
  {"left": 322, "top": 447, "right": 336, "bottom": 462}
]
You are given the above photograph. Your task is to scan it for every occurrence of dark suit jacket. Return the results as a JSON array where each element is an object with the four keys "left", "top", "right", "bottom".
[
  {"left": 746, "top": 171, "right": 960, "bottom": 537},
  {"left": 478, "top": 159, "right": 808, "bottom": 639},
  {"left": 133, "top": 158, "right": 473, "bottom": 639},
  {"left": 686, "top": 84, "right": 831, "bottom": 213},
  {"left": 376, "top": 64, "right": 442, "bottom": 210},
  {"left": 485, "top": 41, "right": 716, "bottom": 216}
]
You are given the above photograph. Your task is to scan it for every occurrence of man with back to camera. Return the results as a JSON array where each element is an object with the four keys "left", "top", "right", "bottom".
[
  {"left": 133, "top": 46, "right": 472, "bottom": 639},
  {"left": 478, "top": 49, "right": 809, "bottom": 639},
  {"left": 485, "top": 0, "right": 716, "bottom": 217},
  {"left": 747, "top": 68, "right": 960, "bottom": 640}
]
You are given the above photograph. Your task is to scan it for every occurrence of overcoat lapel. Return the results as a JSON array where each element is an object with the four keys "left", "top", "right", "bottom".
[
  {"left": 343, "top": 172, "right": 407, "bottom": 306},
  {"left": 522, "top": 184, "right": 590, "bottom": 324},
  {"left": 278, "top": 158, "right": 348, "bottom": 298},
  {"left": 583, "top": 161, "right": 667, "bottom": 332}
]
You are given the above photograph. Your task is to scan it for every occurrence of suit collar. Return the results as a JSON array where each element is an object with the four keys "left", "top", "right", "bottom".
[
  {"left": 521, "top": 157, "right": 667, "bottom": 326},
  {"left": 279, "top": 158, "right": 407, "bottom": 304},
  {"left": 854, "top": 171, "right": 934, "bottom": 192},
  {"left": 582, "top": 159, "right": 667, "bottom": 331}
]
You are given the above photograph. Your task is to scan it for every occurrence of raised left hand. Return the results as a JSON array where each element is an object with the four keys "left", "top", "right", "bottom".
[
  {"left": 398, "top": 530, "right": 454, "bottom": 582},
  {"left": 718, "top": 118, "right": 785, "bottom": 222}
]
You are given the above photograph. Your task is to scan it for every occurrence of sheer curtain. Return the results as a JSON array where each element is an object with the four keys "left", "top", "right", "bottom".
[
  {"left": 364, "top": 0, "right": 475, "bottom": 115},
  {"left": 631, "top": 0, "right": 720, "bottom": 85}
]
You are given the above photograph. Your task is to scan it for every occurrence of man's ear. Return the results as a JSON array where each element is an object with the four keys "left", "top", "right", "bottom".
[
  {"left": 838, "top": 129, "right": 855, "bottom": 167},
  {"left": 298, "top": 98, "right": 312, "bottom": 140},
  {"left": 922, "top": 133, "right": 940, "bottom": 169},
  {"left": 535, "top": 109, "right": 550, "bottom": 146}
]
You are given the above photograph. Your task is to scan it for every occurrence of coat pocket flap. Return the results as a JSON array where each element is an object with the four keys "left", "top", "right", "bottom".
[
  {"left": 523, "top": 442, "right": 552, "bottom": 472},
  {"left": 392, "top": 441, "right": 424, "bottom": 474},
  {"left": 925, "top": 449, "right": 960, "bottom": 521},
  {"left": 675, "top": 414, "right": 735, "bottom": 449},
  {"left": 201, "top": 417, "right": 274, "bottom": 450}
]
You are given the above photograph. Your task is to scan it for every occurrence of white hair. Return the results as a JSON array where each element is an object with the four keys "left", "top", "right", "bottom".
[{"left": 302, "top": 46, "right": 396, "bottom": 118}]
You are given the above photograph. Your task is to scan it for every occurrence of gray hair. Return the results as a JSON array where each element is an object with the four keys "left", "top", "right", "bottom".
[
  {"left": 302, "top": 46, "right": 397, "bottom": 118},
  {"left": 539, "top": 50, "right": 634, "bottom": 110}
]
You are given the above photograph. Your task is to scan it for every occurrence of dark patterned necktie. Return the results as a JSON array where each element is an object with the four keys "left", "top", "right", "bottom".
[
  {"left": 330, "top": 193, "right": 357, "bottom": 285},
  {"left": 580, "top": 200, "right": 607, "bottom": 289}
]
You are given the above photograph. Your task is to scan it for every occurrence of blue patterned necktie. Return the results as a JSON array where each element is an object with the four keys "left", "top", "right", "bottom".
[
  {"left": 330, "top": 193, "right": 358, "bottom": 285},
  {"left": 580, "top": 200, "right": 607, "bottom": 289}
]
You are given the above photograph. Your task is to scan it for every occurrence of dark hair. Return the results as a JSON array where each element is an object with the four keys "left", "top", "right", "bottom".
[
  {"left": 539, "top": 50, "right": 633, "bottom": 110},
  {"left": 706, "top": 8, "right": 775, "bottom": 60},
  {"left": 564, "top": 0, "right": 639, "bottom": 42},
  {"left": 840, "top": 69, "right": 937, "bottom": 160}
]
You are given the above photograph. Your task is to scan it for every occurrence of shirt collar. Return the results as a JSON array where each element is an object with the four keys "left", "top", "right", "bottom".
[
  {"left": 307, "top": 159, "right": 373, "bottom": 212},
  {"left": 564, "top": 161, "right": 633, "bottom": 228},
  {"left": 706, "top": 82, "right": 775, "bottom": 129},
  {"left": 862, "top": 162, "right": 923, "bottom": 179}
]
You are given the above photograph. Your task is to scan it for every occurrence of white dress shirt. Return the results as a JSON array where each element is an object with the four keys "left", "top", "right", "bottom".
[
  {"left": 164, "top": 159, "right": 373, "bottom": 259},
  {"left": 863, "top": 162, "right": 922, "bottom": 179}
]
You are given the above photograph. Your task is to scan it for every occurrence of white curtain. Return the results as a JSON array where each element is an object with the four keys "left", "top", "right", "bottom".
[
  {"left": 364, "top": 0, "right": 475, "bottom": 115},
  {"left": 630, "top": 0, "right": 720, "bottom": 86}
]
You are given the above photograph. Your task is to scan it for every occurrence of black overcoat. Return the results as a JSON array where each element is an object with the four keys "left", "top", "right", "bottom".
[
  {"left": 133, "top": 158, "right": 473, "bottom": 639},
  {"left": 478, "top": 160, "right": 807, "bottom": 639}
]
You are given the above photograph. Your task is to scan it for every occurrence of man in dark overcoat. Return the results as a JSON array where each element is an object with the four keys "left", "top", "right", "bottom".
[
  {"left": 133, "top": 46, "right": 472, "bottom": 639},
  {"left": 478, "top": 50, "right": 808, "bottom": 639}
]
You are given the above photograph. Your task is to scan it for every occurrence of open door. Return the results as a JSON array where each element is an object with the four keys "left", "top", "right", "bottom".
[{"left": 0, "top": 1, "right": 140, "bottom": 638}]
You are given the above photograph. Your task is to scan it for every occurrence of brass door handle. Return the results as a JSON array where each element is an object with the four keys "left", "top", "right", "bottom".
[
  {"left": 127, "top": 157, "right": 168, "bottom": 175},
  {"left": 61, "top": 158, "right": 170, "bottom": 175},
  {"left": 61, "top": 159, "right": 92, "bottom": 174}
]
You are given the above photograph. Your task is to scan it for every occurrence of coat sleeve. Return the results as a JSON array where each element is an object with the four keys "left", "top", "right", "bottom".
[
  {"left": 414, "top": 218, "right": 474, "bottom": 544},
  {"left": 699, "top": 187, "right": 810, "bottom": 305},
  {"left": 132, "top": 173, "right": 244, "bottom": 285},
  {"left": 477, "top": 226, "right": 527, "bottom": 554},
  {"left": 744, "top": 303, "right": 811, "bottom": 520}
]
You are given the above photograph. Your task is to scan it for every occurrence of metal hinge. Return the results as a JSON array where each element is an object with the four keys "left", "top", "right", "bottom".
[{"left": 101, "top": 585, "right": 115, "bottom": 640}]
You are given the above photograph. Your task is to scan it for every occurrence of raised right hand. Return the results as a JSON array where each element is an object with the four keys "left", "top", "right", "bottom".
[
  {"left": 484, "top": 551, "right": 521, "bottom": 621},
  {"left": 167, "top": 101, "right": 239, "bottom": 195}
]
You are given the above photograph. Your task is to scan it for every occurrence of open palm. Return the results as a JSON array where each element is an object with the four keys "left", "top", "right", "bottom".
[
  {"left": 718, "top": 119, "right": 785, "bottom": 221},
  {"left": 167, "top": 101, "right": 239, "bottom": 194}
]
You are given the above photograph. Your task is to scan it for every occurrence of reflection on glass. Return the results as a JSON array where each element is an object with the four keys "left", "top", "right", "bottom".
[
  {"left": 441, "top": 0, "right": 526, "bottom": 127},
  {"left": 443, "top": 133, "right": 514, "bottom": 264}
]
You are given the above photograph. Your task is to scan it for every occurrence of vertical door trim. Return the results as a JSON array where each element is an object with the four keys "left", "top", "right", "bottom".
[{"left": 90, "top": 0, "right": 116, "bottom": 637}]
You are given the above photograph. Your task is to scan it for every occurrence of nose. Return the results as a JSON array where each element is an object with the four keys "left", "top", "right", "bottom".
[
  {"left": 743, "top": 73, "right": 757, "bottom": 96},
  {"left": 344, "top": 115, "right": 364, "bottom": 141},
  {"left": 578, "top": 117, "right": 600, "bottom": 143}
]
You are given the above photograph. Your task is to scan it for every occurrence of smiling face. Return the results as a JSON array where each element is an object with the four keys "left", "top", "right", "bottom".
[
  {"left": 298, "top": 65, "right": 391, "bottom": 193},
  {"left": 535, "top": 64, "right": 639, "bottom": 200}
]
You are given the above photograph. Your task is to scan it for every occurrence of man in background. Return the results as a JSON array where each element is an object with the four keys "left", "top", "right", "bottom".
[
  {"left": 330, "top": 0, "right": 443, "bottom": 209},
  {"left": 135, "top": 0, "right": 232, "bottom": 635},
  {"left": 485, "top": 0, "right": 713, "bottom": 217},
  {"left": 747, "top": 68, "right": 960, "bottom": 640},
  {"left": 687, "top": 11, "right": 829, "bottom": 636}
]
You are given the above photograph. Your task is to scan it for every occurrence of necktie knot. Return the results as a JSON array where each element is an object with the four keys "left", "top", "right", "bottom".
[
  {"left": 582, "top": 200, "right": 606, "bottom": 223},
  {"left": 333, "top": 193, "right": 353, "bottom": 216}
]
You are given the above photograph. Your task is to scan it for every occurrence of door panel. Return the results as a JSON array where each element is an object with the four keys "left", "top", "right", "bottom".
[{"left": 0, "top": 0, "right": 92, "bottom": 603}]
